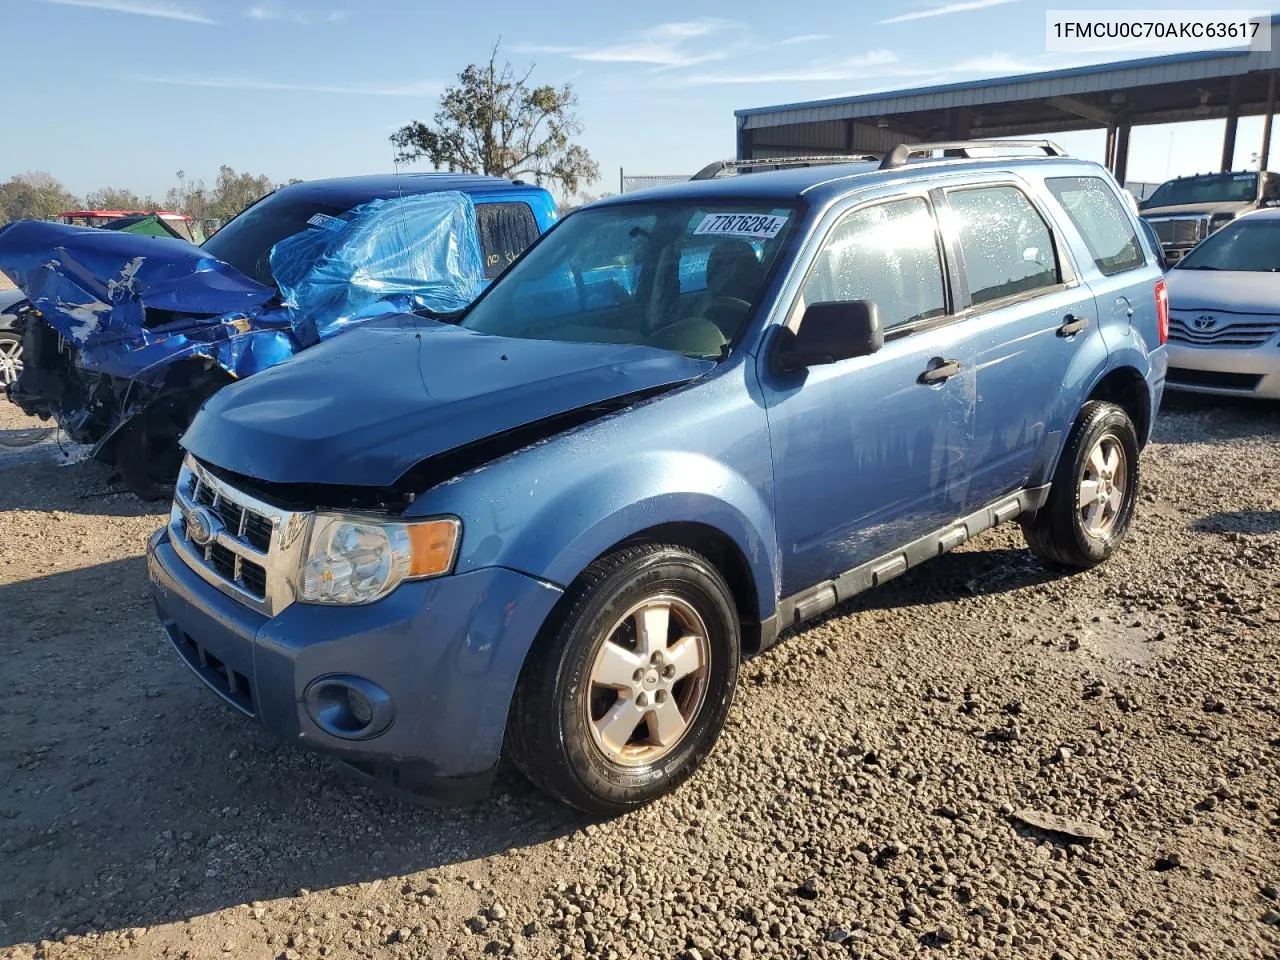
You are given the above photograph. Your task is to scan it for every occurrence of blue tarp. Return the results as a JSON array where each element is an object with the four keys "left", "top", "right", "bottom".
[
  {"left": 272, "top": 192, "right": 484, "bottom": 346},
  {"left": 0, "top": 190, "right": 486, "bottom": 384}
]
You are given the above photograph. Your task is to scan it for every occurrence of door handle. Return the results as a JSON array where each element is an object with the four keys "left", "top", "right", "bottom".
[
  {"left": 919, "top": 358, "right": 962, "bottom": 384},
  {"left": 1058, "top": 314, "right": 1089, "bottom": 337}
]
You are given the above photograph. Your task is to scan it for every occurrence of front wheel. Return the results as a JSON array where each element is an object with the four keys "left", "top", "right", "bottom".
[
  {"left": 0, "top": 330, "right": 23, "bottom": 388},
  {"left": 1022, "top": 400, "right": 1141, "bottom": 569},
  {"left": 506, "top": 544, "right": 740, "bottom": 816}
]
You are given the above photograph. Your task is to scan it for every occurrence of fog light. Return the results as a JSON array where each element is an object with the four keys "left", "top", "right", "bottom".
[{"left": 303, "top": 676, "right": 394, "bottom": 740}]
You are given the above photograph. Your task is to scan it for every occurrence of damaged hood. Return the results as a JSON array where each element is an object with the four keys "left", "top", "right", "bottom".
[
  {"left": 182, "top": 315, "right": 715, "bottom": 487},
  {"left": 0, "top": 220, "right": 275, "bottom": 346}
]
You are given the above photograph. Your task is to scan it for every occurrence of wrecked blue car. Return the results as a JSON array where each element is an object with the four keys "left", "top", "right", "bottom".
[{"left": 0, "top": 174, "right": 557, "bottom": 498}]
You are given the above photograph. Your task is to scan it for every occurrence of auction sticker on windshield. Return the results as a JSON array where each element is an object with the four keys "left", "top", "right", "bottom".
[{"left": 694, "top": 212, "right": 789, "bottom": 240}]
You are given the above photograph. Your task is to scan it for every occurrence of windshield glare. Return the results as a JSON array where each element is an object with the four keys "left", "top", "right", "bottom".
[
  {"left": 1176, "top": 217, "right": 1280, "bottom": 272},
  {"left": 459, "top": 201, "right": 799, "bottom": 359},
  {"left": 1144, "top": 173, "right": 1258, "bottom": 208}
]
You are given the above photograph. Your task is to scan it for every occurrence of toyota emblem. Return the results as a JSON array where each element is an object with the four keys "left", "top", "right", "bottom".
[
  {"left": 1192, "top": 315, "right": 1217, "bottom": 330},
  {"left": 183, "top": 505, "right": 221, "bottom": 548}
]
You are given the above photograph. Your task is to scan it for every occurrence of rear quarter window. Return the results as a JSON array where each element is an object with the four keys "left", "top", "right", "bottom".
[
  {"left": 1045, "top": 176, "right": 1145, "bottom": 276},
  {"left": 475, "top": 202, "right": 541, "bottom": 279}
]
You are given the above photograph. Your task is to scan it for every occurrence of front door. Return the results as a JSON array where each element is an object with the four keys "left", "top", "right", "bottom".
[{"left": 761, "top": 194, "right": 978, "bottom": 597}]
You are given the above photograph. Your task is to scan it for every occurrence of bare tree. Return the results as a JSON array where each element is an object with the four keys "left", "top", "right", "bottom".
[{"left": 391, "top": 43, "right": 599, "bottom": 194}]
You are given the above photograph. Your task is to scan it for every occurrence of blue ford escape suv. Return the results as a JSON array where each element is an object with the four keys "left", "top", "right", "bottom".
[{"left": 147, "top": 142, "right": 1168, "bottom": 815}]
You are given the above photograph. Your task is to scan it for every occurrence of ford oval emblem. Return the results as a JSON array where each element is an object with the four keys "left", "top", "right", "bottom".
[
  {"left": 1192, "top": 314, "right": 1217, "bottom": 330},
  {"left": 184, "top": 505, "right": 220, "bottom": 548}
]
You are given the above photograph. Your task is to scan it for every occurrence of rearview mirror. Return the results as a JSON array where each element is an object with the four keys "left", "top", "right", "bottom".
[{"left": 778, "top": 300, "right": 884, "bottom": 371}]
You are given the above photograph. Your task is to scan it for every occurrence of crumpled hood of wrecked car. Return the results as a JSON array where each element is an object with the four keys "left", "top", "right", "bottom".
[
  {"left": 0, "top": 220, "right": 276, "bottom": 342},
  {"left": 181, "top": 315, "right": 715, "bottom": 487}
]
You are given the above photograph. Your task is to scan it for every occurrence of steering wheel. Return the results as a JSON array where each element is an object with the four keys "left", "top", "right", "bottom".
[{"left": 708, "top": 296, "right": 753, "bottom": 338}]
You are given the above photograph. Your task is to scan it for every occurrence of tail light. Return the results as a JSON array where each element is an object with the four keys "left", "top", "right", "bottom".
[{"left": 1155, "top": 279, "right": 1168, "bottom": 345}]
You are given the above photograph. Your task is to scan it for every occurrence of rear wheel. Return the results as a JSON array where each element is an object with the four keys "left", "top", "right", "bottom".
[
  {"left": 506, "top": 544, "right": 740, "bottom": 815},
  {"left": 1022, "top": 400, "right": 1140, "bottom": 569}
]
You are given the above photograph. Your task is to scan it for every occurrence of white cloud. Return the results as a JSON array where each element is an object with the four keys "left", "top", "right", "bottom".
[
  {"left": 131, "top": 74, "right": 439, "bottom": 96},
  {"left": 514, "top": 18, "right": 739, "bottom": 68},
  {"left": 245, "top": 4, "right": 347, "bottom": 24},
  {"left": 950, "top": 53, "right": 1035, "bottom": 73},
  {"left": 778, "top": 33, "right": 831, "bottom": 45},
  {"left": 41, "top": 0, "right": 216, "bottom": 24},
  {"left": 878, "top": 0, "right": 1020, "bottom": 25}
]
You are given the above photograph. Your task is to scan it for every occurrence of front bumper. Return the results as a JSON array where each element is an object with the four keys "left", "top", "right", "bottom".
[
  {"left": 147, "top": 527, "right": 563, "bottom": 801},
  {"left": 1165, "top": 342, "right": 1280, "bottom": 399}
]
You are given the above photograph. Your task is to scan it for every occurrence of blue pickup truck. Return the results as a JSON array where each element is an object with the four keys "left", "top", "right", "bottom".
[{"left": 148, "top": 142, "right": 1167, "bottom": 815}]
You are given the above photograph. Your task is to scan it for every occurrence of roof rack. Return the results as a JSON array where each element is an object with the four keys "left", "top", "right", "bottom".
[
  {"left": 879, "top": 139, "right": 1067, "bottom": 171},
  {"left": 691, "top": 155, "right": 881, "bottom": 180}
]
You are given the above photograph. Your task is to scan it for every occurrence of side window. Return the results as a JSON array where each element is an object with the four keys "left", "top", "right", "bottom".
[
  {"left": 948, "top": 186, "right": 1060, "bottom": 305},
  {"left": 1264, "top": 175, "right": 1280, "bottom": 204},
  {"left": 800, "top": 197, "right": 946, "bottom": 331},
  {"left": 475, "top": 202, "right": 541, "bottom": 279},
  {"left": 1044, "top": 176, "right": 1145, "bottom": 276}
]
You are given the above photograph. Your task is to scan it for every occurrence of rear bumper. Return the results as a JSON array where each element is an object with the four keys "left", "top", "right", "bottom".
[
  {"left": 147, "top": 527, "right": 563, "bottom": 802},
  {"left": 1165, "top": 342, "right": 1280, "bottom": 399}
]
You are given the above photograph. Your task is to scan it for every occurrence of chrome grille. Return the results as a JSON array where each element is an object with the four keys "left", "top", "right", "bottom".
[
  {"left": 1168, "top": 315, "right": 1280, "bottom": 347},
  {"left": 1147, "top": 216, "right": 1207, "bottom": 246},
  {"left": 168, "top": 456, "right": 310, "bottom": 616}
]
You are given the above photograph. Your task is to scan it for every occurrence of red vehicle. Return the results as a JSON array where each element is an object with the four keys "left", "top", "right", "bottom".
[{"left": 57, "top": 209, "right": 202, "bottom": 242}]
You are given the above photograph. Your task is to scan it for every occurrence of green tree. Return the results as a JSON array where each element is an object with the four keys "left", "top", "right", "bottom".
[
  {"left": 85, "top": 186, "right": 156, "bottom": 211},
  {"left": 208, "top": 165, "right": 276, "bottom": 221},
  {"left": 0, "top": 171, "right": 80, "bottom": 225},
  {"left": 391, "top": 43, "right": 599, "bottom": 194}
]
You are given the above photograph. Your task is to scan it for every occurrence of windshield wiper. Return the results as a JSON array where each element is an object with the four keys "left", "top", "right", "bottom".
[{"left": 1180, "top": 265, "right": 1221, "bottom": 270}]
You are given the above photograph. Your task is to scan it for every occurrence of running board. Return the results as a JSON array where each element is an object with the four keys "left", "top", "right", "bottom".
[{"left": 776, "top": 486, "right": 1051, "bottom": 632}]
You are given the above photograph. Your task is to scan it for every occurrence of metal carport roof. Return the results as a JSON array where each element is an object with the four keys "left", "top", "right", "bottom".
[{"left": 735, "top": 16, "right": 1280, "bottom": 182}]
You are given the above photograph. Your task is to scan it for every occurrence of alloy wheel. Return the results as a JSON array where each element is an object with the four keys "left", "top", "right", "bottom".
[
  {"left": 584, "top": 594, "right": 711, "bottom": 767},
  {"left": 1078, "top": 434, "right": 1127, "bottom": 537}
]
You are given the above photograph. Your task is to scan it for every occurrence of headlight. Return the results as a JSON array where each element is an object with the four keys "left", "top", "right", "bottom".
[{"left": 298, "top": 514, "right": 460, "bottom": 605}]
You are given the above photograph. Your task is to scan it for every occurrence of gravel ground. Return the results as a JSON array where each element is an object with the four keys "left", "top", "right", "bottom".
[{"left": 1, "top": 394, "right": 1278, "bottom": 960}]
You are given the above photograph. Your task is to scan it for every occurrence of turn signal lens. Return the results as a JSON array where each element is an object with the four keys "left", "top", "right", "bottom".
[{"left": 407, "top": 518, "right": 462, "bottom": 578}]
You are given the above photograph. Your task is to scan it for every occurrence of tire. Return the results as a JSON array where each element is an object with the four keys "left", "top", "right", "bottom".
[
  {"left": 1022, "top": 400, "right": 1140, "bottom": 569},
  {"left": 506, "top": 544, "right": 741, "bottom": 816},
  {"left": 113, "top": 396, "right": 191, "bottom": 501}
]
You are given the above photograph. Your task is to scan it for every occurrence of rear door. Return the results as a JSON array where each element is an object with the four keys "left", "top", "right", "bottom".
[
  {"left": 1042, "top": 173, "right": 1162, "bottom": 368},
  {"left": 935, "top": 178, "right": 1106, "bottom": 510}
]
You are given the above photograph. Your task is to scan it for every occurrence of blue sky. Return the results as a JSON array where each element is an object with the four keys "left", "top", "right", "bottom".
[{"left": 2, "top": 0, "right": 1274, "bottom": 199}]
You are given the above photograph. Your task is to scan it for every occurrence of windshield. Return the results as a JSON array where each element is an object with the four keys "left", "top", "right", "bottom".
[
  {"left": 1143, "top": 173, "right": 1258, "bottom": 208},
  {"left": 459, "top": 200, "right": 799, "bottom": 359},
  {"left": 1175, "top": 216, "right": 1280, "bottom": 271},
  {"left": 201, "top": 192, "right": 346, "bottom": 287}
]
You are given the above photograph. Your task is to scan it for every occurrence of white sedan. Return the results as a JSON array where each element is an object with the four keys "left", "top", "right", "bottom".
[{"left": 1163, "top": 209, "right": 1280, "bottom": 399}]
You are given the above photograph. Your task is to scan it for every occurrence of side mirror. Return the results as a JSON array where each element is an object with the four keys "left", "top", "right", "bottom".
[{"left": 778, "top": 300, "right": 884, "bottom": 371}]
